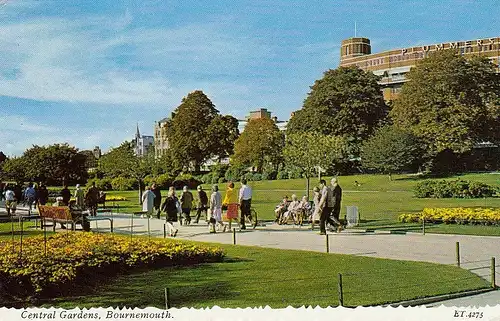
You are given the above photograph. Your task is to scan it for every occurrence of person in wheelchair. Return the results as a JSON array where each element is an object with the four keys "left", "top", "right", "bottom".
[
  {"left": 274, "top": 195, "right": 289, "bottom": 224},
  {"left": 280, "top": 194, "right": 302, "bottom": 225}
]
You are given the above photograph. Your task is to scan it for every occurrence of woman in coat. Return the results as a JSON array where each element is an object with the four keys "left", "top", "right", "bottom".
[
  {"left": 74, "top": 184, "right": 85, "bottom": 208},
  {"left": 141, "top": 186, "right": 156, "bottom": 218},
  {"left": 161, "top": 187, "right": 179, "bottom": 237}
]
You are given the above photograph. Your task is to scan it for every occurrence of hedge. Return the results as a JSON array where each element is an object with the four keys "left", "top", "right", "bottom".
[{"left": 413, "top": 179, "right": 497, "bottom": 198}]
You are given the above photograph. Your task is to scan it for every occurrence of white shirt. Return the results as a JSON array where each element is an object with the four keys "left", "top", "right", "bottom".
[
  {"left": 239, "top": 184, "right": 252, "bottom": 202},
  {"left": 4, "top": 190, "right": 15, "bottom": 201}
]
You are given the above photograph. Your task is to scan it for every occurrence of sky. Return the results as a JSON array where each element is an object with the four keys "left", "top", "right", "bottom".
[{"left": 1, "top": 0, "right": 499, "bottom": 156}]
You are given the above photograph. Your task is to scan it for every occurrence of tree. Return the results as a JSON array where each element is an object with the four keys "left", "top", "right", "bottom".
[
  {"left": 232, "top": 118, "right": 284, "bottom": 173},
  {"left": 167, "top": 90, "right": 238, "bottom": 172},
  {"left": 99, "top": 141, "right": 156, "bottom": 204},
  {"left": 1, "top": 157, "right": 27, "bottom": 184},
  {"left": 206, "top": 115, "right": 240, "bottom": 161},
  {"left": 390, "top": 50, "right": 500, "bottom": 170},
  {"left": 283, "top": 132, "right": 349, "bottom": 198},
  {"left": 287, "top": 66, "right": 388, "bottom": 156},
  {"left": 19, "top": 144, "right": 87, "bottom": 185},
  {"left": 361, "top": 126, "right": 421, "bottom": 180}
]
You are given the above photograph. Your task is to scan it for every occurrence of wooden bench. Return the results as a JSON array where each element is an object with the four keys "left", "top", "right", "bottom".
[{"left": 38, "top": 205, "right": 86, "bottom": 231}]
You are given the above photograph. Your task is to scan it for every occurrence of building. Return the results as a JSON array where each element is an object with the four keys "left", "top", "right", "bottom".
[
  {"left": 134, "top": 124, "right": 154, "bottom": 157},
  {"left": 239, "top": 108, "right": 288, "bottom": 132},
  {"left": 339, "top": 36, "right": 500, "bottom": 101},
  {"left": 154, "top": 117, "right": 170, "bottom": 158}
]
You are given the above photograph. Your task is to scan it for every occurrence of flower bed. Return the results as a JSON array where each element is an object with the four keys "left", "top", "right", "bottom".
[
  {"left": 399, "top": 207, "right": 500, "bottom": 225},
  {"left": 105, "top": 195, "right": 128, "bottom": 201},
  {"left": 0, "top": 233, "right": 224, "bottom": 300}
]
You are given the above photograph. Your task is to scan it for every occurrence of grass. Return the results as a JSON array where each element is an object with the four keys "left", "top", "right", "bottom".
[
  {"left": 45, "top": 242, "right": 488, "bottom": 308},
  {"left": 99, "top": 172, "right": 500, "bottom": 236}
]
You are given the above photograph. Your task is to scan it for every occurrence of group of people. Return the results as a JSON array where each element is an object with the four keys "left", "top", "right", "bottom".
[
  {"left": 140, "top": 178, "right": 254, "bottom": 237},
  {"left": 1, "top": 181, "right": 103, "bottom": 217},
  {"left": 275, "top": 177, "right": 343, "bottom": 234}
]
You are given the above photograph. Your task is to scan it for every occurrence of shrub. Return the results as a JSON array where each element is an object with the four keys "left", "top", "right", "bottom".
[
  {"left": 277, "top": 171, "right": 289, "bottom": 180},
  {"left": 218, "top": 177, "right": 226, "bottom": 184},
  {"left": 224, "top": 166, "right": 247, "bottom": 182},
  {"left": 244, "top": 172, "right": 254, "bottom": 181},
  {"left": 0, "top": 233, "right": 224, "bottom": 300},
  {"left": 111, "top": 177, "right": 137, "bottom": 191},
  {"left": 173, "top": 174, "right": 202, "bottom": 190},
  {"left": 211, "top": 175, "right": 220, "bottom": 184},
  {"left": 86, "top": 178, "right": 112, "bottom": 191},
  {"left": 252, "top": 173, "right": 262, "bottom": 181},
  {"left": 262, "top": 171, "right": 277, "bottom": 181},
  {"left": 413, "top": 179, "right": 496, "bottom": 198}
]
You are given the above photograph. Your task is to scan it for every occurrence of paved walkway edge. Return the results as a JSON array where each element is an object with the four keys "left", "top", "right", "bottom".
[{"left": 384, "top": 287, "right": 496, "bottom": 307}]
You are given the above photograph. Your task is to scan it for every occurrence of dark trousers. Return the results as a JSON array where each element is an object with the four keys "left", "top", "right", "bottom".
[
  {"left": 240, "top": 199, "right": 251, "bottom": 226},
  {"left": 154, "top": 204, "right": 162, "bottom": 219},
  {"left": 194, "top": 205, "right": 208, "bottom": 223},
  {"left": 319, "top": 206, "right": 336, "bottom": 233}
]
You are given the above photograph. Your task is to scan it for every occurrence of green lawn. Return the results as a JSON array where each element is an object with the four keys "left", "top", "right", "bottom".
[
  {"left": 46, "top": 242, "right": 488, "bottom": 308},
  {"left": 100, "top": 173, "right": 500, "bottom": 236}
]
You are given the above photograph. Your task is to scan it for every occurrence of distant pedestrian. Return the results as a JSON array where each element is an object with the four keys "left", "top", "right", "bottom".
[
  {"left": 180, "top": 186, "right": 193, "bottom": 225},
  {"left": 311, "top": 187, "right": 321, "bottom": 230},
  {"left": 161, "top": 187, "right": 179, "bottom": 237},
  {"left": 193, "top": 185, "right": 208, "bottom": 224},
  {"left": 238, "top": 178, "right": 252, "bottom": 230},
  {"left": 318, "top": 179, "right": 336, "bottom": 235},
  {"left": 141, "top": 186, "right": 155, "bottom": 218},
  {"left": 74, "top": 184, "right": 85, "bottom": 208},
  {"left": 151, "top": 183, "right": 162, "bottom": 219},
  {"left": 23, "top": 183, "right": 36, "bottom": 212},
  {"left": 4, "top": 184, "right": 17, "bottom": 216},
  {"left": 85, "top": 182, "right": 100, "bottom": 216},
  {"left": 60, "top": 185, "right": 71, "bottom": 206},
  {"left": 210, "top": 185, "right": 226, "bottom": 232},
  {"left": 329, "top": 177, "right": 343, "bottom": 232},
  {"left": 38, "top": 184, "right": 49, "bottom": 205}
]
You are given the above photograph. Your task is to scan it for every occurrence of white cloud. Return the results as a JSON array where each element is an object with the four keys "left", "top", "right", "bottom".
[
  {"left": 0, "top": 15, "right": 270, "bottom": 107},
  {"left": 0, "top": 115, "right": 57, "bottom": 133}
]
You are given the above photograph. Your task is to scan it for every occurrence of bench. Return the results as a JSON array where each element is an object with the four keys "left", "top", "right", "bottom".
[{"left": 38, "top": 205, "right": 87, "bottom": 231}]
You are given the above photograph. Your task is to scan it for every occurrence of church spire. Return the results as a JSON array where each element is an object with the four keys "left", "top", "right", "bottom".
[{"left": 136, "top": 123, "right": 140, "bottom": 139}]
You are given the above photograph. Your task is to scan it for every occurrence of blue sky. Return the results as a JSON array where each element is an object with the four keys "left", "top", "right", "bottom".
[{"left": 1, "top": 0, "right": 499, "bottom": 156}]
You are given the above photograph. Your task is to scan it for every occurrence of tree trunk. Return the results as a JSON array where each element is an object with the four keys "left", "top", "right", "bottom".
[
  {"left": 306, "top": 176, "right": 310, "bottom": 200},
  {"left": 388, "top": 173, "right": 392, "bottom": 181}
]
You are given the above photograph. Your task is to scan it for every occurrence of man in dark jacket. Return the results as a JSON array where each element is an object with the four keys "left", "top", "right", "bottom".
[
  {"left": 329, "top": 177, "right": 343, "bottom": 232},
  {"left": 60, "top": 185, "right": 71, "bottom": 206},
  {"left": 193, "top": 185, "right": 208, "bottom": 224},
  {"left": 85, "top": 182, "right": 100, "bottom": 216},
  {"left": 37, "top": 184, "right": 49, "bottom": 205},
  {"left": 151, "top": 183, "right": 162, "bottom": 219}
]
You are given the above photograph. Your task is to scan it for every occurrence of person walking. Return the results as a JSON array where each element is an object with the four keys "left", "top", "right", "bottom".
[
  {"left": 193, "top": 185, "right": 208, "bottom": 224},
  {"left": 329, "top": 177, "right": 343, "bottom": 232},
  {"left": 151, "top": 183, "right": 162, "bottom": 219},
  {"left": 210, "top": 184, "right": 226, "bottom": 232},
  {"left": 85, "top": 182, "right": 100, "bottom": 217},
  {"left": 180, "top": 186, "right": 194, "bottom": 225},
  {"left": 238, "top": 178, "right": 252, "bottom": 230},
  {"left": 222, "top": 181, "right": 238, "bottom": 229},
  {"left": 74, "top": 184, "right": 85, "bottom": 208},
  {"left": 38, "top": 184, "right": 49, "bottom": 205},
  {"left": 60, "top": 185, "right": 71, "bottom": 206},
  {"left": 3, "top": 184, "right": 17, "bottom": 216},
  {"left": 23, "top": 183, "right": 36, "bottom": 213},
  {"left": 161, "top": 187, "right": 179, "bottom": 237},
  {"left": 311, "top": 187, "right": 321, "bottom": 230},
  {"left": 318, "top": 179, "right": 336, "bottom": 235},
  {"left": 141, "top": 186, "right": 156, "bottom": 218}
]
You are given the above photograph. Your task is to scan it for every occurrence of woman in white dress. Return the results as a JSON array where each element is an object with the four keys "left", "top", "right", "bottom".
[{"left": 210, "top": 185, "right": 226, "bottom": 232}]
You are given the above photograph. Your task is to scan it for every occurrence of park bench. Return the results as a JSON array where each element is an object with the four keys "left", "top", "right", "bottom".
[{"left": 38, "top": 205, "right": 87, "bottom": 231}]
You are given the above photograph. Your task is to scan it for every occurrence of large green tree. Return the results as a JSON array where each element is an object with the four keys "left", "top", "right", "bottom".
[
  {"left": 361, "top": 126, "right": 421, "bottom": 180},
  {"left": 1, "top": 156, "right": 27, "bottom": 184},
  {"left": 232, "top": 118, "right": 284, "bottom": 173},
  {"left": 13, "top": 144, "right": 87, "bottom": 185},
  {"left": 287, "top": 66, "right": 388, "bottom": 156},
  {"left": 283, "top": 132, "right": 349, "bottom": 198},
  {"left": 390, "top": 50, "right": 500, "bottom": 169},
  {"left": 99, "top": 141, "right": 156, "bottom": 203},
  {"left": 167, "top": 90, "right": 239, "bottom": 172}
]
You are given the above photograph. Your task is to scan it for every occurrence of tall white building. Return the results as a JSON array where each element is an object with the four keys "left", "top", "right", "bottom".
[
  {"left": 154, "top": 117, "right": 170, "bottom": 158},
  {"left": 134, "top": 124, "right": 154, "bottom": 157}
]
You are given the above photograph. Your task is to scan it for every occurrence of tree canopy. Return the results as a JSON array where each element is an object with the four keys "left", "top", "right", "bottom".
[
  {"left": 287, "top": 66, "right": 388, "bottom": 155},
  {"left": 390, "top": 50, "right": 500, "bottom": 164},
  {"left": 360, "top": 126, "right": 421, "bottom": 180},
  {"left": 166, "top": 90, "right": 239, "bottom": 172},
  {"left": 283, "top": 132, "right": 349, "bottom": 197},
  {"left": 1, "top": 144, "right": 87, "bottom": 185},
  {"left": 232, "top": 118, "right": 284, "bottom": 173}
]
